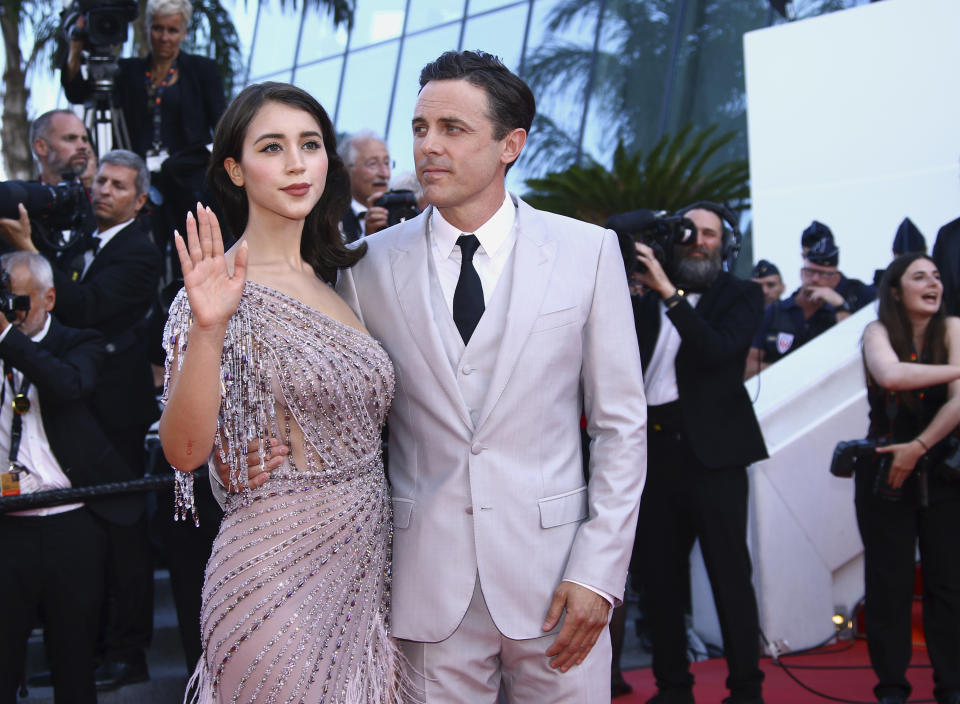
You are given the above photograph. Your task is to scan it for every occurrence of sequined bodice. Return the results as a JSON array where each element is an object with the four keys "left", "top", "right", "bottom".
[{"left": 165, "top": 280, "right": 395, "bottom": 500}]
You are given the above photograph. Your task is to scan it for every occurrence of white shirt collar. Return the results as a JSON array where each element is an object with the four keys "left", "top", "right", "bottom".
[
  {"left": 430, "top": 193, "right": 515, "bottom": 261},
  {"left": 93, "top": 218, "right": 134, "bottom": 251},
  {"left": 30, "top": 314, "right": 52, "bottom": 343},
  {"left": 351, "top": 199, "right": 367, "bottom": 215}
]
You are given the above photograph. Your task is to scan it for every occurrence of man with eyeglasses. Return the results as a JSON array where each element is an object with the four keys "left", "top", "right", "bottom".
[
  {"left": 338, "top": 130, "right": 394, "bottom": 241},
  {"left": 746, "top": 229, "right": 876, "bottom": 376}
]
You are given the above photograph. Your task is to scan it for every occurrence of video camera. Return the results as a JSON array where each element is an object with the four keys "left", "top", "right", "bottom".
[
  {"left": 0, "top": 178, "right": 90, "bottom": 250},
  {"left": 373, "top": 190, "right": 420, "bottom": 227},
  {"left": 605, "top": 209, "right": 697, "bottom": 277},
  {"left": 60, "top": 0, "right": 138, "bottom": 56},
  {"left": 0, "top": 269, "right": 30, "bottom": 324}
]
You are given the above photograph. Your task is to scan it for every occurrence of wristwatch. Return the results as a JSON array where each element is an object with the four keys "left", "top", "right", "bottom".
[
  {"left": 837, "top": 300, "right": 852, "bottom": 314},
  {"left": 663, "top": 289, "right": 685, "bottom": 309}
]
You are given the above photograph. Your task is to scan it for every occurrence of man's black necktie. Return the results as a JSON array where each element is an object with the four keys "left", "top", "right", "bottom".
[{"left": 453, "top": 234, "right": 484, "bottom": 344}]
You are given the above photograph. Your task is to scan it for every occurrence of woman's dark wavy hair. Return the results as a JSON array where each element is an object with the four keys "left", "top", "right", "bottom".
[
  {"left": 207, "top": 82, "right": 363, "bottom": 284},
  {"left": 876, "top": 253, "right": 947, "bottom": 366}
]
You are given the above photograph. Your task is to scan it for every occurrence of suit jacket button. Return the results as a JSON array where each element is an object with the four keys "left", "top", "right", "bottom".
[
  {"left": 462, "top": 365, "right": 473, "bottom": 375},
  {"left": 471, "top": 442, "right": 483, "bottom": 455},
  {"left": 465, "top": 506, "right": 473, "bottom": 515}
]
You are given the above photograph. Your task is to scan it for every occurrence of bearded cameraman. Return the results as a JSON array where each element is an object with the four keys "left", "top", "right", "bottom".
[
  {"left": 0, "top": 252, "right": 134, "bottom": 704},
  {"left": 629, "top": 203, "right": 769, "bottom": 704}
]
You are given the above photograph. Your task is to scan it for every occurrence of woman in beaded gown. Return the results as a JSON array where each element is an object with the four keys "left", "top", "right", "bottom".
[{"left": 159, "top": 82, "right": 400, "bottom": 703}]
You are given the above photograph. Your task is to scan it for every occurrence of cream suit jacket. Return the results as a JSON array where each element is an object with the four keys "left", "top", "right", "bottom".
[{"left": 336, "top": 196, "right": 647, "bottom": 643}]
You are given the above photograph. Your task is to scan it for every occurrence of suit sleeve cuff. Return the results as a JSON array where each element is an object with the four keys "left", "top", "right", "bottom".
[{"left": 563, "top": 579, "right": 616, "bottom": 607}]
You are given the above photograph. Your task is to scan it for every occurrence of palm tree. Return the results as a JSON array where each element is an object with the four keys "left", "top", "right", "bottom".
[
  {"left": 0, "top": 0, "right": 353, "bottom": 178},
  {"left": 523, "top": 123, "right": 749, "bottom": 226},
  {"left": 521, "top": 0, "right": 769, "bottom": 176}
]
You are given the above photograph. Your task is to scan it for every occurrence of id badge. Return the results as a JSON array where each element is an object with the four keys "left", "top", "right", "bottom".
[
  {"left": 1, "top": 470, "right": 20, "bottom": 497},
  {"left": 146, "top": 149, "right": 169, "bottom": 173}
]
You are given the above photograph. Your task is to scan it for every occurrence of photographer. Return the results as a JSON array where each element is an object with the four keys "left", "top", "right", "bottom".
[
  {"left": 61, "top": 0, "right": 225, "bottom": 266},
  {"left": 61, "top": 0, "right": 224, "bottom": 166},
  {"left": 31, "top": 109, "right": 92, "bottom": 187},
  {"left": 338, "top": 130, "right": 393, "bottom": 240},
  {"left": 0, "top": 150, "right": 161, "bottom": 690},
  {"left": 859, "top": 254, "right": 960, "bottom": 704},
  {"left": 0, "top": 252, "right": 121, "bottom": 704},
  {"left": 630, "top": 204, "right": 768, "bottom": 704},
  {"left": 0, "top": 110, "right": 95, "bottom": 257}
]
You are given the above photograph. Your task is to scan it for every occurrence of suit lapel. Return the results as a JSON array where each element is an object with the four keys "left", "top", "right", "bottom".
[
  {"left": 476, "top": 200, "right": 557, "bottom": 430},
  {"left": 389, "top": 215, "right": 473, "bottom": 428}
]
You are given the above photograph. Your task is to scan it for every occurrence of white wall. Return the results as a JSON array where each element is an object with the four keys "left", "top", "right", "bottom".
[{"left": 744, "top": 0, "right": 960, "bottom": 294}]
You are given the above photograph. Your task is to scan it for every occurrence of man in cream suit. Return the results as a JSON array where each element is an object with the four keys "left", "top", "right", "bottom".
[{"left": 336, "top": 50, "right": 647, "bottom": 703}]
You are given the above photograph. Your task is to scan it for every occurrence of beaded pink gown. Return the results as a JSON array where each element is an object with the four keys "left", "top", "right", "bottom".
[{"left": 163, "top": 281, "right": 399, "bottom": 704}]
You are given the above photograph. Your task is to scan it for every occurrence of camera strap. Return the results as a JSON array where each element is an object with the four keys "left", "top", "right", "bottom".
[{"left": 145, "top": 56, "right": 178, "bottom": 155}]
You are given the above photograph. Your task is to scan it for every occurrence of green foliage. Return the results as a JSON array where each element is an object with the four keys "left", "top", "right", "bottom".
[{"left": 522, "top": 123, "right": 749, "bottom": 226}]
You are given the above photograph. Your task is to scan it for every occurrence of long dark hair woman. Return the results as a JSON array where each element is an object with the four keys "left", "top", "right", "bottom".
[
  {"left": 159, "top": 83, "right": 401, "bottom": 703},
  {"left": 860, "top": 253, "right": 960, "bottom": 704}
]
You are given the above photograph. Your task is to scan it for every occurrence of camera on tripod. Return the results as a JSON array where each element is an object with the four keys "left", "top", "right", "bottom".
[
  {"left": 373, "top": 190, "right": 420, "bottom": 227},
  {"left": 605, "top": 209, "right": 697, "bottom": 277},
  {"left": 0, "top": 269, "right": 31, "bottom": 324},
  {"left": 0, "top": 178, "right": 90, "bottom": 250},
  {"left": 61, "top": 0, "right": 138, "bottom": 56}
]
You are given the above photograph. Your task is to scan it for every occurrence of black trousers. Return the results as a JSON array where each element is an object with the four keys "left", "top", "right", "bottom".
[
  {"left": 152, "top": 468, "right": 222, "bottom": 672},
  {"left": 855, "top": 467, "right": 960, "bottom": 703},
  {"left": 97, "top": 424, "right": 154, "bottom": 665},
  {"left": 0, "top": 508, "right": 106, "bottom": 704},
  {"left": 634, "top": 407, "right": 764, "bottom": 699}
]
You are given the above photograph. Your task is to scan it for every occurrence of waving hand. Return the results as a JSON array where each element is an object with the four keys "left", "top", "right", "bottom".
[{"left": 173, "top": 205, "right": 248, "bottom": 330}]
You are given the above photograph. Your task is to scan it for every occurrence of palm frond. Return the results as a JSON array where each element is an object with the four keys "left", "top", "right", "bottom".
[{"left": 523, "top": 124, "right": 750, "bottom": 226}]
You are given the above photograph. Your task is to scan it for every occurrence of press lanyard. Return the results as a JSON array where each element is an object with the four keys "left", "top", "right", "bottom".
[
  {"left": 1, "top": 363, "right": 31, "bottom": 471},
  {"left": 145, "top": 57, "right": 178, "bottom": 154}
]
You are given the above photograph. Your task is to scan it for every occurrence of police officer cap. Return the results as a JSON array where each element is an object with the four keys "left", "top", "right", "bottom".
[
  {"left": 892, "top": 217, "right": 926, "bottom": 255},
  {"left": 751, "top": 259, "right": 780, "bottom": 279},
  {"left": 801, "top": 220, "right": 833, "bottom": 250},
  {"left": 806, "top": 234, "right": 839, "bottom": 266}
]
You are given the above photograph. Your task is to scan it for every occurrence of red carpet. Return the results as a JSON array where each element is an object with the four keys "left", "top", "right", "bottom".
[{"left": 620, "top": 640, "right": 935, "bottom": 704}]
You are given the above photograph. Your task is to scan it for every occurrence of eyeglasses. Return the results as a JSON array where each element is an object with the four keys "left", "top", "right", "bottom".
[
  {"left": 800, "top": 267, "right": 840, "bottom": 281},
  {"left": 351, "top": 158, "right": 394, "bottom": 171}
]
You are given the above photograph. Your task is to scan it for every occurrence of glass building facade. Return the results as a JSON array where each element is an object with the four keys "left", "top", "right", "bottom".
[{"left": 238, "top": 0, "right": 869, "bottom": 189}]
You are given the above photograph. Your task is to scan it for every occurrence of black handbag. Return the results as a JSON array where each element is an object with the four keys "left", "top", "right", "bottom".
[{"left": 830, "top": 439, "right": 883, "bottom": 477}]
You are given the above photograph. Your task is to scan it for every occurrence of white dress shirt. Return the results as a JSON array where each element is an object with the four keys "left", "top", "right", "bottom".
[
  {"left": 350, "top": 199, "right": 368, "bottom": 238},
  {"left": 82, "top": 217, "right": 134, "bottom": 277},
  {"left": 429, "top": 193, "right": 517, "bottom": 313},
  {"left": 0, "top": 315, "right": 82, "bottom": 516},
  {"left": 644, "top": 293, "right": 701, "bottom": 405}
]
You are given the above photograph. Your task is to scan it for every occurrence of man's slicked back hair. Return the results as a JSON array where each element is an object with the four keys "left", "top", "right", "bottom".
[{"left": 418, "top": 50, "right": 535, "bottom": 141}]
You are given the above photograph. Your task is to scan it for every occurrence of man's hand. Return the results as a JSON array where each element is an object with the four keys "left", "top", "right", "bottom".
[
  {"left": 542, "top": 581, "right": 611, "bottom": 672},
  {"left": 214, "top": 436, "right": 288, "bottom": 492},
  {"left": 363, "top": 192, "right": 389, "bottom": 235},
  {"left": 634, "top": 242, "right": 675, "bottom": 299},
  {"left": 0, "top": 204, "right": 38, "bottom": 253},
  {"left": 65, "top": 15, "right": 86, "bottom": 79},
  {"left": 802, "top": 285, "right": 845, "bottom": 309}
]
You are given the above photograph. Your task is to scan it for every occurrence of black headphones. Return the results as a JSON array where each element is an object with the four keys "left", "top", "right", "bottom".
[{"left": 676, "top": 201, "right": 743, "bottom": 270}]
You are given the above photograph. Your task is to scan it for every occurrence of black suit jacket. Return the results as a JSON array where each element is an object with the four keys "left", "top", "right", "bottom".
[
  {"left": 0, "top": 318, "right": 142, "bottom": 523},
  {"left": 53, "top": 219, "right": 161, "bottom": 429},
  {"left": 62, "top": 52, "right": 225, "bottom": 159},
  {"left": 933, "top": 216, "right": 960, "bottom": 317},
  {"left": 633, "top": 272, "right": 769, "bottom": 468},
  {"left": 341, "top": 207, "right": 362, "bottom": 243}
]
